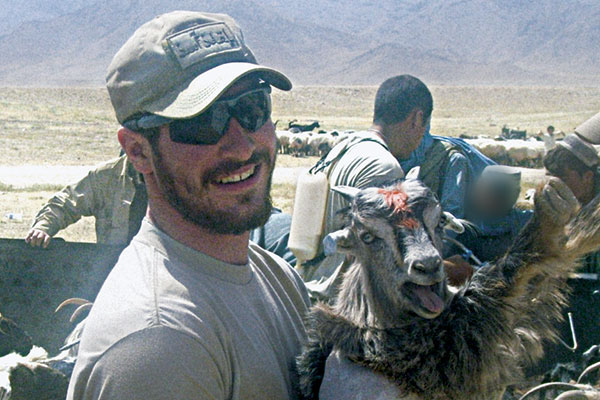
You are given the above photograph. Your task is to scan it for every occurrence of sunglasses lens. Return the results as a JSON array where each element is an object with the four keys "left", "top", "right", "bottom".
[
  {"left": 168, "top": 87, "right": 271, "bottom": 145},
  {"left": 231, "top": 90, "right": 271, "bottom": 132},
  {"left": 169, "top": 112, "right": 223, "bottom": 145}
]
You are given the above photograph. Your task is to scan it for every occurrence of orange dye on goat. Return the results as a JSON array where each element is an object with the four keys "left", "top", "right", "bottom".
[
  {"left": 378, "top": 187, "right": 419, "bottom": 229},
  {"left": 378, "top": 188, "right": 409, "bottom": 213}
]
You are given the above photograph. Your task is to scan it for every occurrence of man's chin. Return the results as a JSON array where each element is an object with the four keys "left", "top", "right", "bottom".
[{"left": 177, "top": 197, "right": 273, "bottom": 235}]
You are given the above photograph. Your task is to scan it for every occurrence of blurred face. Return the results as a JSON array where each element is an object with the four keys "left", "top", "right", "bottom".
[
  {"left": 471, "top": 183, "right": 512, "bottom": 219},
  {"left": 150, "top": 79, "right": 277, "bottom": 235}
]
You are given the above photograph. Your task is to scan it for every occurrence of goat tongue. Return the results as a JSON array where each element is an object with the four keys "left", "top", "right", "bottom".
[{"left": 413, "top": 284, "right": 444, "bottom": 314}]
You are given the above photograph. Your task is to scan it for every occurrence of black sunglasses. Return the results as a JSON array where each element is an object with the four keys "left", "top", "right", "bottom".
[{"left": 124, "top": 85, "right": 272, "bottom": 145}]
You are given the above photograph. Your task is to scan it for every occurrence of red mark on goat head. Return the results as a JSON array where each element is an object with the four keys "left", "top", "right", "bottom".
[{"left": 378, "top": 186, "right": 419, "bottom": 229}]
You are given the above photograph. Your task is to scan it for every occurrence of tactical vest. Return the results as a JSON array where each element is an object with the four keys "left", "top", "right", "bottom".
[{"left": 417, "top": 139, "right": 463, "bottom": 197}]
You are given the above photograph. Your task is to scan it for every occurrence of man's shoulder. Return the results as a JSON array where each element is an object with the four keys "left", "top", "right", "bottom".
[
  {"left": 341, "top": 132, "right": 392, "bottom": 159},
  {"left": 88, "top": 155, "right": 128, "bottom": 180},
  {"left": 330, "top": 132, "right": 402, "bottom": 186},
  {"left": 430, "top": 136, "right": 465, "bottom": 157}
]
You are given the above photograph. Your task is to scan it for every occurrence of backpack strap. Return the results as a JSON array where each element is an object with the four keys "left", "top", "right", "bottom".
[{"left": 309, "top": 134, "right": 389, "bottom": 176}]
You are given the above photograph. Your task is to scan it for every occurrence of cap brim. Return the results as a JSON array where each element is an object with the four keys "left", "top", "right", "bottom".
[{"left": 145, "top": 62, "right": 292, "bottom": 119}]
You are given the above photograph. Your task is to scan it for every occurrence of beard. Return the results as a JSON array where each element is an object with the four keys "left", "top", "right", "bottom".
[{"left": 152, "top": 148, "right": 275, "bottom": 235}]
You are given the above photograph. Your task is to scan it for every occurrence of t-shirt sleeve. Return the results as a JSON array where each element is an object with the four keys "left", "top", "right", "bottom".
[{"left": 74, "top": 326, "right": 228, "bottom": 400}]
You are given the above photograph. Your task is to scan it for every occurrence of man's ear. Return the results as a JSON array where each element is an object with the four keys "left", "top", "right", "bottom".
[
  {"left": 408, "top": 109, "right": 425, "bottom": 130},
  {"left": 118, "top": 127, "right": 154, "bottom": 175}
]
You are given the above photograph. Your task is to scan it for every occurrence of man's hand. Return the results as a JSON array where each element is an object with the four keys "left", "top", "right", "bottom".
[{"left": 25, "top": 229, "right": 52, "bottom": 248}]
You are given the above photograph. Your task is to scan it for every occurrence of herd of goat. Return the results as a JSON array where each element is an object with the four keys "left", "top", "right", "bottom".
[
  {"left": 276, "top": 122, "right": 558, "bottom": 168},
  {"left": 3, "top": 121, "right": 600, "bottom": 399}
]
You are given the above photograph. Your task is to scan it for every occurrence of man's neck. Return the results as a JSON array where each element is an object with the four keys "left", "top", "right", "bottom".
[
  {"left": 146, "top": 195, "right": 250, "bottom": 265},
  {"left": 368, "top": 124, "right": 387, "bottom": 142}
]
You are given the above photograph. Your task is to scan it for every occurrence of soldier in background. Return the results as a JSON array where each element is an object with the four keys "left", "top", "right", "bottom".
[{"left": 25, "top": 154, "right": 146, "bottom": 248}]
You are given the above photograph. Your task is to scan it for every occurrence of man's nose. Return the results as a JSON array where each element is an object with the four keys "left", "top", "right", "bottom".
[{"left": 218, "top": 118, "right": 255, "bottom": 160}]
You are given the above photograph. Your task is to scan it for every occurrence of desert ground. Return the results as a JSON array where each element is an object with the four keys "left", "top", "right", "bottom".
[{"left": 1, "top": 85, "right": 599, "bottom": 242}]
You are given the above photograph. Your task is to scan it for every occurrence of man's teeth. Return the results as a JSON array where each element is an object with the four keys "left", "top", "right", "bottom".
[{"left": 218, "top": 166, "right": 256, "bottom": 184}]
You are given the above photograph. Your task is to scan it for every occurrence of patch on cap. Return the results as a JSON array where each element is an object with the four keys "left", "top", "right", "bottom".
[{"left": 166, "top": 22, "right": 242, "bottom": 70}]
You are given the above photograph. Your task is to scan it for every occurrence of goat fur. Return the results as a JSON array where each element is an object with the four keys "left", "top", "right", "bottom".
[{"left": 297, "top": 177, "right": 600, "bottom": 400}]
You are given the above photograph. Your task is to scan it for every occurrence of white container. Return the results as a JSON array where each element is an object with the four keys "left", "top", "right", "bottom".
[
  {"left": 288, "top": 171, "right": 329, "bottom": 263},
  {"left": 5, "top": 212, "right": 23, "bottom": 221}
]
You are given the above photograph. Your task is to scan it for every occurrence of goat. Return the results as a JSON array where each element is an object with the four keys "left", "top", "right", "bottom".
[
  {"left": 0, "top": 299, "right": 91, "bottom": 399},
  {"left": 289, "top": 119, "right": 321, "bottom": 132},
  {"left": 0, "top": 313, "right": 32, "bottom": 358},
  {"left": 297, "top": 174, "right": 600, "bottom": 400}
]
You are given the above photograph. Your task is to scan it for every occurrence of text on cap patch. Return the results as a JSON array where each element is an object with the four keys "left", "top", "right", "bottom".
[{"left": 166, "top": 22, "right": 241, "bottom": 69}]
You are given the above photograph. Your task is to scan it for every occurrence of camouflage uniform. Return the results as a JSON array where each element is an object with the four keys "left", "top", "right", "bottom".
[{"left": 31, "top": 155, "right": 146, "bottom": 246}]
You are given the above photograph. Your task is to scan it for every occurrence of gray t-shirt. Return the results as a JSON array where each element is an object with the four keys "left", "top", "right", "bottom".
[
  {"left": 309, "top": 131, "right": 404, "bottom": 282},
  {"left": 319, "top": 351, "right": 408, "bottom": 400},
  {"left": 67, "top": 219, "right": 310, "bottom": 400}
]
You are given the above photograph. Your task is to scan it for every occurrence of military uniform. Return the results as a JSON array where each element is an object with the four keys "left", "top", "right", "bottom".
[{"left": 31, "top": 155, "right": 147, "bottom": 246}]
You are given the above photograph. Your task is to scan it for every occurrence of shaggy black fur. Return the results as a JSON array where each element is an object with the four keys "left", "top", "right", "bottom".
[{"left": 297, "top": 178, "right": 600, "bottom": 399}]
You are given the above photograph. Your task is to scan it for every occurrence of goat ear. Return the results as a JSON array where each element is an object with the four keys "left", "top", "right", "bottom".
[
  {"left": 405, "top": 166, "right": 420, "bottom": 180},
  {"left": 331, "top": 186, "right": 361, "bottom": 203},
  {"left": 323, "top": 228, "right": 355, "bottom": 255},
  {"left": 441, "top": 211, "right": 465, "bottom": 234}
]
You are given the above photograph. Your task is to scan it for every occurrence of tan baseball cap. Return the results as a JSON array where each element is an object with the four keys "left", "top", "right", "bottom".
[
  {"left": 106, "top": 11, "right": 292, "bottom": 125},
  {"left": 575, "top": 111, "right": 600, "bottom": 145}
]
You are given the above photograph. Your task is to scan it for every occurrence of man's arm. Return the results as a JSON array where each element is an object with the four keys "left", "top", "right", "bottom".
[
  {"left": 439, "top": 152, "right": 469, "bottom": 219},
  {"left": 68, "top": 326, "right": 228, "bottom": 400},
  {"left": 26, "top": 170, "right": 105, "bottom": 247}
]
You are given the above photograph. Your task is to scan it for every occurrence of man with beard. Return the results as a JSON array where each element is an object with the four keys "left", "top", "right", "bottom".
[{"left": 67, "top": 11, "right": 310, "bottom": 400}]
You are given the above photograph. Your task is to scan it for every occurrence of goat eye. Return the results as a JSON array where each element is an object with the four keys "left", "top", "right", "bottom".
[
  {"left": 360, "top": 232, "right": 376, "bottom": 244},
  {"left": 438, "top": 214, "right": 447, "bottom": 228}
]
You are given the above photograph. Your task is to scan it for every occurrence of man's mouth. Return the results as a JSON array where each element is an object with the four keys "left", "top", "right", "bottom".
[{"left": 216, "top": 165, "right": 257, "bottom": 184}]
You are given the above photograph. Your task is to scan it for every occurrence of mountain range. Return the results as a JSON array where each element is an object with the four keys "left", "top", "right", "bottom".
[{"left": 0, "top": 0, "right": 598, "bottom": 86}]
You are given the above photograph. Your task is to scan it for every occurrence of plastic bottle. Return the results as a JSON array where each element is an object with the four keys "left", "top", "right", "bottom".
[
  {"left": 288, "top": 171, "right": 329, "bottom": 265},
  {"left": 5, "top": 212, "right": 23, "bottom": 221}
]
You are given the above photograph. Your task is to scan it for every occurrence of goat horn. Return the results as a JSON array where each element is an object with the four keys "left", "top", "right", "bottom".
[
  {"left": 578, "top": 360, "right": 600, "bottom": 383},
  {"left": 555, "top": 390, "right": 600, "bottom": 400},
  {"left": 519, "top": 383, "right": 592, "bottom": 400},
  {"left": 442, "top": 211, "right": 465, "bottom": 234},
  {"left": 55, "top": 298, "right": 91, "bottom": 313},
  {"left": 70, "top": 303, "right": 93, "bottom": 323},
  {"left": 405, "top": 166, "right": 420, "bottom": 180},
  {"left": 331, "top": 186, "right": 360, "bottom": 202}
]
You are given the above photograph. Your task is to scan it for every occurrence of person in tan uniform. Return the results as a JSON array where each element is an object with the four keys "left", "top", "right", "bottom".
[
  {"left": 25, "top": 154, "right": 147, "bottom": 247},
  {"left": 67, "top": 11, "right": 309, "bottom": 400}
]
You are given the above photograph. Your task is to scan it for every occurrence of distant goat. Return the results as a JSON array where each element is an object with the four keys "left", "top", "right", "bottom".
[
  {"left": 289, "top": 119, "right": 321, "bottom": 132},
  {"left": 297, "top": 175, "right": 600, "bottom": 400}
]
